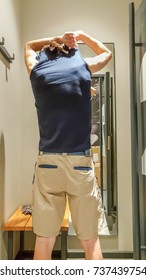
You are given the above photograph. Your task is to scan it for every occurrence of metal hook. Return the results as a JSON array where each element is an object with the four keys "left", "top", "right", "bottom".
[
  {"left": 0, "top": 37, "right": 15, "bottom": 63},
  {"left": 0, "top": 37, "right": 5, "bottom": 45},
  {"left": 9, "top": 53, "right": 15, "bottom": 62}
]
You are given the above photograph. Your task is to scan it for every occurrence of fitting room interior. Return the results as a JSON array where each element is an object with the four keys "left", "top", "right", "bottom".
[{"left": 0, "top": 0, "right": 146, "bottom": 260}]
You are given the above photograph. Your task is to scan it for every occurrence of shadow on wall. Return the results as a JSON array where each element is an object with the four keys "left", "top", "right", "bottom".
[
  {"left": 0, "top": 133, "right": 7, "bottom": 258},
  {"left": 0, "top": 133, "right": 5, "bottom": 225}
]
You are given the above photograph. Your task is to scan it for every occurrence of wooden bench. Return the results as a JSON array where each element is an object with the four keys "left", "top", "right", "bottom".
[{"left": 2, "top": 202, "right": 70, "bottom": 260}]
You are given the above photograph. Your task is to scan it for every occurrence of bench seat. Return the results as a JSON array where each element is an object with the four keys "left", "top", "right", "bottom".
[{"left": 2, "top": 202, "right": 70, "bottom": 260}]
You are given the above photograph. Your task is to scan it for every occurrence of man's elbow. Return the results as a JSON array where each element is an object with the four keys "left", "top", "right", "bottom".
[{"left": 108, "top": 51, "right": 112, "bottom": 61}]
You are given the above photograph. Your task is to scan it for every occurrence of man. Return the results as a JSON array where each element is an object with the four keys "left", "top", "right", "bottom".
[{"left": 24, "top": 30, "right": 112, "bottom": 260}]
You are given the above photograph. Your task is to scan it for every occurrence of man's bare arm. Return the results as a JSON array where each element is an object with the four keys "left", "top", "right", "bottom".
[
  {"left": 74, "top": 30, "right": 112, "bottom": 73},
  {"left": 24, "top": 33, "right": 76, "bottom": 76}
]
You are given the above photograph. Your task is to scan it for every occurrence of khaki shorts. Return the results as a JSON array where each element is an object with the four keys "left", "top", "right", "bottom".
[{"left": 32, "top": 153, "right": 103, "bottom": 240}]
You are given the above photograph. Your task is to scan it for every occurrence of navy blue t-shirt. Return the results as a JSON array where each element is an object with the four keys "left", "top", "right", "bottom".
[{"left": 30, "top": 47, "right": 92, "bottom": 152}]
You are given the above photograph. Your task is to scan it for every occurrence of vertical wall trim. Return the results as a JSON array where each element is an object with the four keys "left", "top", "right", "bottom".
[{"left": 129, "top": 2, "right": 141, "bottom": 259}]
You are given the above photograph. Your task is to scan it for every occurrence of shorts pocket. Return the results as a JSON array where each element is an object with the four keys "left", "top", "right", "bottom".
[
  {"left": 38, "top": 164, "right": 58, "bottom": 169},
  {"left": 74, "top": 166, "right": 93, "bottom": 171}
]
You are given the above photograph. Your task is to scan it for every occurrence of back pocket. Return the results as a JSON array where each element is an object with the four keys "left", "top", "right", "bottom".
[
  {"left": 74, "top": 166, "right": 92, "bottom": 171},
  {"left": 38, "top": 164, "right": 58, "bottom": 169}
]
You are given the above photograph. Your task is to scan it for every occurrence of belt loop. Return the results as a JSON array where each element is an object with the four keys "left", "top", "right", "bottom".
[
  {"left": 62, "top": 153, "right": 67, "bottom": 156},
  {"left": 85, "top": 149, "right": 91, "bottom": 157}
]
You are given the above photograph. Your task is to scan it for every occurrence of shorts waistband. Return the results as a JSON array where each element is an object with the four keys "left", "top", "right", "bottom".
[{"left": 39, "top": 149, "right": 92, "bottom": 157}]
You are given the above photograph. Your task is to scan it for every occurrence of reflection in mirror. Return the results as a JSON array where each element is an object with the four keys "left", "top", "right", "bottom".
[
  {"left": 79, "top": 43, "right": 117, "bottom": 235},
  {"left": 140, "top": 52, "right": 146, "bottom": 175}
]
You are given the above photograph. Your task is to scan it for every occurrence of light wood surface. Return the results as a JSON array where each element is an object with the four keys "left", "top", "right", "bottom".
[{"left": 2, "top": 200, "right": 70, "bottom": 232}]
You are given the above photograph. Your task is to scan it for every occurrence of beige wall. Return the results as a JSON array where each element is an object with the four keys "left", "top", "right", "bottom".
[
  {"left": 0, "top": 0, "right": 141, "bottom": 259},
  {"left": 134, "top": 0, "right": 143, "bottom": 9},
  {"left": 0, "top": 0, "right": 22, "bottom": 259}
]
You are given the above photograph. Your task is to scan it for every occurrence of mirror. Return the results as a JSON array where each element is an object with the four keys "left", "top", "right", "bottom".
[{"left": 79, "top": 42, "right": 117, "bottom": 235}]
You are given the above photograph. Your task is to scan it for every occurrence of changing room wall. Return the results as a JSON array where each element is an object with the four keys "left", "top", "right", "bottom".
[{"left": 0, "top": 0, "right": 22, "bottom": 259}]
